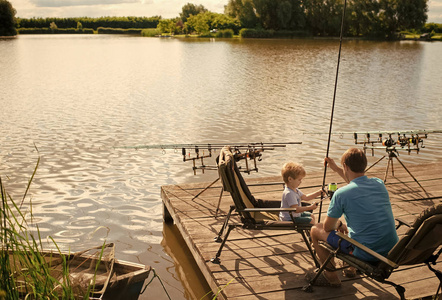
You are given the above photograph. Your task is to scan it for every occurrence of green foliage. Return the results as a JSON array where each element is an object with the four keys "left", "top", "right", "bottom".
[
  {"left": 141, "top": 28, "right": 160, "bottom": 37},
  {"left": 157, "top": 19, "right": 177, "bottom": 35},
  {"left": 0, "top": 0, "right": 17, "bottom": 36},
  {"left": 239, "top": 28, "right": 275, "bottom": 38},
  {"left": 17, "top": 16, "right": 160, "bottom": 30},
  {"left": 184, "top": 12, "right": 240, "bottom": 35},
  {"left": 214, "top": 29, "right": 234, "bottom": 38},
  {"left": 18, "top": 27, "right": 94, "bottom": 34},
  {"left": 180, "top": 3, "right": 208, "bottom": 23},
  {"left": 226, "top": 0, "right": 430, "bottom": 38},
  {"left": 423, "top": 22, "right": 442, "bottom": 33},
  {"left": 97, "top": 27, "right": 143, "bottom": 34},
  {"left": 185, "top": 13, "right": 210, "bottom": 34}
]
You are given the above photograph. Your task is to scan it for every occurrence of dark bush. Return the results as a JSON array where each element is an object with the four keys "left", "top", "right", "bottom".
[
  {"left": 97, "top": 27, "right": 143, "bottom": 34},
  {"left": 239, "top": 28, "right": 275, "bottom": 38},
  {"left": 215, "top": 29, "right": 234, "bottom": 38}
]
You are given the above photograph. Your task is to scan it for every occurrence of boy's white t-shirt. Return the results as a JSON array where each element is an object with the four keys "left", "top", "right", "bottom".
[{"left": 279, "top": 186, "right": 304, "bottom": 221}]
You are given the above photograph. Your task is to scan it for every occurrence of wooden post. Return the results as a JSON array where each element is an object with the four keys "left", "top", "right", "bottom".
[{"left": 163, "top": 202, "right": 173, "bottom": 224}]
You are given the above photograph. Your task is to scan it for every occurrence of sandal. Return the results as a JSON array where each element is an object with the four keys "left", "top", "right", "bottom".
[
  {"left": 340, "top": 261, "right": 357, "bottom": 278},
  {"left": 305, "top": 268, "right": 342, "bottom": 288}
]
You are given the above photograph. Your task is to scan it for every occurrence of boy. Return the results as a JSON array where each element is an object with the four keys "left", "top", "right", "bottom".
[{"left": 280, "top": 162, "right": 323, "bottom": 224}]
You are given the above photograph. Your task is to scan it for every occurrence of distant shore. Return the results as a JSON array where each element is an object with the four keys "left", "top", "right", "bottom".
[{"left": 6, "top": 28, "right": 442, "bottom": 42}]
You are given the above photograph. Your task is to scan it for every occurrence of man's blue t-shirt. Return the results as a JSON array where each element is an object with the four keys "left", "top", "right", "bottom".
[{"left": 327, "top": 176, "right": 399, "bottom": 261}]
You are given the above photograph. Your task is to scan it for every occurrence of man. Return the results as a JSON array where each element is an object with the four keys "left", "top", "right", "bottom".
[{"left": 308, "top": 148, "right": 399, "bottom": 286}]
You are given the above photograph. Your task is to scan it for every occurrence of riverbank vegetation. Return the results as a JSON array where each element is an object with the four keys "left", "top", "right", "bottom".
[
  {"left": 0, "top": 159, "right": 108, "bottom": 299},
  {"left": 1, "top": 0, "right": 441, "bottom": 40}
]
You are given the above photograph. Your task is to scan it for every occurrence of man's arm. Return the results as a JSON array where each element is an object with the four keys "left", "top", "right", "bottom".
[
  {"left": 323, "top": 216, "right": 347, "bottom": 234},
  {"left": 324, "top": 157, "right": 348, "bottom": 183}
]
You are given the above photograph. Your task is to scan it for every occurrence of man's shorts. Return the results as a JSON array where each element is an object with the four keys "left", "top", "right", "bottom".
[
  {"left": 293, "top": 212, "right": 312, "bottom": 224},
  {"left": 326, "top": 230, "right": 354, "bottom": 254}
]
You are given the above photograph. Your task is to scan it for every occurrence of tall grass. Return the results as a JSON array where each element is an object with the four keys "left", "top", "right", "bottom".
[
  {"left": 0, "top": 159, "right": 101, "bottom": 299},
  {"left": 141, "top": 28, "right": 160, "bottom": 37}
]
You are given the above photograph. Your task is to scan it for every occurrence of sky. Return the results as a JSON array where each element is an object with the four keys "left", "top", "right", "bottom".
[{"left": 8, "top": 0, "right": 442, "bottom": 23}]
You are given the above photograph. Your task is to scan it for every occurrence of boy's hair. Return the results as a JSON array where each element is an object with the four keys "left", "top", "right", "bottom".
[
  {"left": 281, "top": 162, "right": 306, "bottom": 184},
  {"left": 341, "top": 148, "right": 367, "bottom": 173}
]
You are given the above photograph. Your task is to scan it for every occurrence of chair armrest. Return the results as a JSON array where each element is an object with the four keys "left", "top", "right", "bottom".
[
  {"left": 242, "top": 208, "right": 297, "bottom": 212},
  {"left": 335, "top": 232, "right": 398, "bottom": 268},
  {"left": 395, "top": 217, "right": 412, "bottom": 229}
]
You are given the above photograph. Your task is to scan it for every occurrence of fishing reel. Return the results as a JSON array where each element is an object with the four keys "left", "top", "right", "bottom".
[{"left": 354, "top": 131, "right": 427, "bottom": 156}]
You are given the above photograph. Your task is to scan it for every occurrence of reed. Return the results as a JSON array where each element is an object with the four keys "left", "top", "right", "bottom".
[{"left": 0, "top": 160, "right": 100, "bottom": 299}]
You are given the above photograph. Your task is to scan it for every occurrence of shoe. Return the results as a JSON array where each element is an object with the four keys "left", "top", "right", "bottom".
[
  {"left": 305, "top": 268, "right": 341, "bottom": 288},
  {"left": 340, "top": 261, "right": 357, "bottom": 278}
]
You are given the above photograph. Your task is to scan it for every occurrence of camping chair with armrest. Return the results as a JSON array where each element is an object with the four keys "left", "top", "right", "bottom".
[
  {"left": 303, "top": 203, "right": 442, "bottom": 300},
  {"left": 210, "top": 146, "right": 320, "bottom": 266}
]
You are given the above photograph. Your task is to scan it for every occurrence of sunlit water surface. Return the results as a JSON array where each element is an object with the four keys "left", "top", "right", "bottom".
[{"left": 1, "top": 35, "right": 441, "bottom": 299}]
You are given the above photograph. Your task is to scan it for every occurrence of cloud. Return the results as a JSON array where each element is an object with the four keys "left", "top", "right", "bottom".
[
  {"left": 428, "top": 0, "right": 442, "bottom": 23},
  {"left": 30, "top": 0, "right": 139, "bottom": 8}
]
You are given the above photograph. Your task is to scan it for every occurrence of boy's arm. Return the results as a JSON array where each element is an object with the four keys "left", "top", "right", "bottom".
[
  {"left": 300, "top": 189, "right": 324, "bottom": 201},
  {"left": 290, "top": 202, "right": 318, "bottom": 212}
]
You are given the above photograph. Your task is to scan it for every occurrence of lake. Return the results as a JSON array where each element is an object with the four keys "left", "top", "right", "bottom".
[{"left": 1, "top": 34, "right": 441, "bottom": 299}]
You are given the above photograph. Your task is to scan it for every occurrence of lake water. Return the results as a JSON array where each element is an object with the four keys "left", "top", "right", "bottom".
[{"left": 1, "top": 35, "right": 442, "bottom": 299}]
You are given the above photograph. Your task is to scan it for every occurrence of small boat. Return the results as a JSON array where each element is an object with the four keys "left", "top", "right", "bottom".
[{"left": 3, "top": 243, "right": 151, "bottom": 300}]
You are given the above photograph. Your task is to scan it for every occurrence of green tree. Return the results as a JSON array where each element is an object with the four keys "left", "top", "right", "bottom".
[
  {"left": 396, "top": 0, "right": 428, "bottom": 31},
  {"left": 185, "top": 13, "right": 209, "bottom": 34},
  {"left": 225, "top": 0, "right": 258, "bottom": 28},
  {"left": 49, "top": 21, "right": 58, "bottom": 33},
  {"left": 277, "top": 0, "right": 292, "bottom": 29},
  {"left": 305, "top": 0, "right": 343, "bottom": 36},
  {"left": 347, "top": 0, "right": 380, "bottom": 36},
  {"left": 0, "top": 0, "right": 17, "bottom": 36},
  {"left": 157, "top": 18, "right": 176, "bottom": 35},
  {"left": 180, "top": 3, "right": 208, "bottom": 23},
  {"left": 76, "top": 21, "right": 83, "bottom": 31}
]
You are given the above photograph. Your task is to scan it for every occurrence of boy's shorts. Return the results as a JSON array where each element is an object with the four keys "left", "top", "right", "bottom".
[
  {"left": 326, "top": 230, "right": 354, "bottom": 254},
  {"left": 293, "top": 212, "right": 313, "bottom": 224}
]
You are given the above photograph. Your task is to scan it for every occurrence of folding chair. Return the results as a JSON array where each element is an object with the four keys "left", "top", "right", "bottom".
[
  {"left": 304, "top": 203, "right": 442, "bottom": 300},
  {"left": 211, "top": 146, "right": 319, "bottom": 265}
]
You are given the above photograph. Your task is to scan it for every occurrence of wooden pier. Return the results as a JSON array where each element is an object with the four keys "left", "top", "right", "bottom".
[{"left": 161, "top": 161, "right": 442, "bottom": 299}]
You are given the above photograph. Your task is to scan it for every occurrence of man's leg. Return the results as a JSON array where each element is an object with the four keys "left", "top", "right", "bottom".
[{"left": 310, "top": 223, "right": 341, "bottom": 284}]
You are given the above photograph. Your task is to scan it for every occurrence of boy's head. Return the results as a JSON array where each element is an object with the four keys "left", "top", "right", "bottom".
[
  {"left": 281, "top": 162, "right": 306, "bottom": 184},
  {"left": 341, "top": 148, "right": 367, "bottom": 173}
]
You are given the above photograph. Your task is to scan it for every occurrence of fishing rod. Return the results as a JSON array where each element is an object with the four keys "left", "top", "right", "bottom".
[
  {"left": 116, "top": 142, "right": 302, "bottom": 175},
  {"left": 318, "top": 0, "right": 348, "bottom": 223},
  {"left": 117, "top": 142, "right": 300, "bottom": 152},
  {"left": 305, "top": 129, "right": 442, "bottom": 136}
]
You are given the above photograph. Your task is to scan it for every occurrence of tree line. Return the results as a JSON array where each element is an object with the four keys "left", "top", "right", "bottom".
[
  {"left": 16, "top": 16, "right": 161, "bottom": 30},
  {"left": 1, "top": 0, "right": 439, "bottom": 38},
  {"left": 225, "top": 0, "right": 429, "bottom": 37}
]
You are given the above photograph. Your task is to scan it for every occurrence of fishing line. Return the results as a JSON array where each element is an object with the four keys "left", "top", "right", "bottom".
[{"left": 318, "top": 0, "right": 348, "bottom": 223}]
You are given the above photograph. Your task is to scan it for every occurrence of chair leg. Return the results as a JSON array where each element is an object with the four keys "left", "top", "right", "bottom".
[
  {"left": 299, "top": 229, "right": 321, "bottom": 268},
  {"left": 211, "top": 224, "right": 235, "bottom": 264},
  {"left": 426, "top": 261, "right": 442, "bottom": 297},
  {"left": 214, "top": 205, "right": 235, "bottom": 243},
  {"left": 383, "top": 280, "right": 406, "bottom": 300},
  {"left": 303, "top": 250, "right": 336, "bottom": 292}
]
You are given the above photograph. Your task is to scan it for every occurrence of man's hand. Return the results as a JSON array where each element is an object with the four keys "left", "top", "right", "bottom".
[
  {"left": 324, "top": 157, "right": 339, "bottom": 172},
  {"left": 337, "top": 223, "right": 348, "bottom": 235}
]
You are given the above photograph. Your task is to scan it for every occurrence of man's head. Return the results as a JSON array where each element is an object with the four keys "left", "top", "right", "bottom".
[
  {"left": 281, "top": 162, "right": 306, "bottom": 184},
  {"left": 341, "top": 148, "right": 367, "bottom": 174}
]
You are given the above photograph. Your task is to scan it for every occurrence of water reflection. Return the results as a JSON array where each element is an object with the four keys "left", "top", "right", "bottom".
[{"left": 0, "top": 35, "right": 441, "bottom": 299}]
